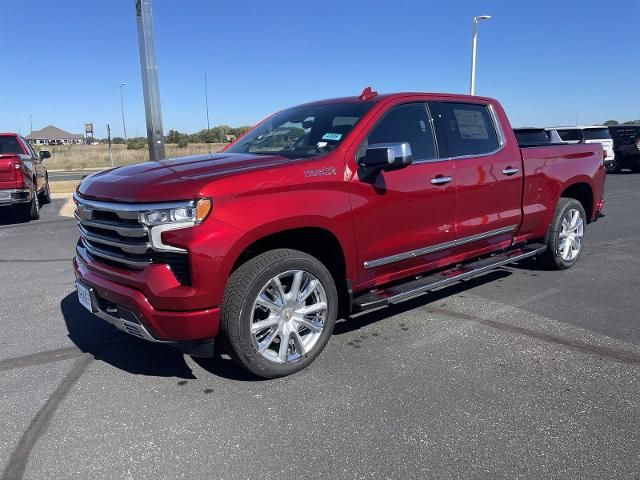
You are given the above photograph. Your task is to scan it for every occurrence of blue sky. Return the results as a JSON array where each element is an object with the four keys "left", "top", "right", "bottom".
[{"left": 1, "top": 0, "right": 638, "bottom": 138}]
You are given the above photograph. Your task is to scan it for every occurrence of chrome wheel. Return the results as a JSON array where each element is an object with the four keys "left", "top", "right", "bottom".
[
  {"left": 558, "top": 208, "right": 583, "bottom": 261},
  {"left": 250, "top": 270, "right": 328, "bottom": 364}
]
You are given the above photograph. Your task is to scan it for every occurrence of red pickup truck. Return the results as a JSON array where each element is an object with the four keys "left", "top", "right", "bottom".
[
  {"left": 73, "top": 89, "right": 606, "bottom": 378},
  {"left": 0, "top": 133, "right": 51, "bottom": 221}
]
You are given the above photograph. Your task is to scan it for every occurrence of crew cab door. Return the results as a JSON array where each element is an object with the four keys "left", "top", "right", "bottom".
[
  {"left": 429, "top": 100, "right": 522, "bottom": 253},
  {"left": 349, "top": 102, "right": 456, "bottom": 287}
]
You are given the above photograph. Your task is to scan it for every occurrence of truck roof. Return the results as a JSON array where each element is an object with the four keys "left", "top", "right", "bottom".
[
  {"left": 295, "top": 91, "right": 497, "bottom": 108},
  {"left": 547, "top": 125, "right": 608, "bottom": 130}
]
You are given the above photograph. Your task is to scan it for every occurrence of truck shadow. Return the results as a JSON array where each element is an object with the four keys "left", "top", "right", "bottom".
[
  {"left": 60, "top": 270, "right": 512, "bottom": 381},
  {"left": 60, "top": 293, "right": 261, "bottom": 381},
  {"left": 0, "top": 200, "right": 63, "bottom": 226}
]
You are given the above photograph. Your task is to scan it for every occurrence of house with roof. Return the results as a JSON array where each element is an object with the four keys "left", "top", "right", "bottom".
[{"left": 26, "top": 125, "right": 84, "bottom": 145}]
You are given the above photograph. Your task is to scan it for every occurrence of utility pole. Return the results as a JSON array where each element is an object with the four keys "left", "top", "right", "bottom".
[
  {"left": 205, "top": 72, "right": 211, "bottom": 152},
  {"left": 135, "top": 0, "right": 165, "bottom": 161},
  {"left": 29, "top": 114, "right": 33, "bottom": 136},
  {"left": 107, "top": 124, "right": 114, "bottom": 168},
  {"left": 119, "top": 83, "right": 128, "bottom": 143},
  {"left": 205, "top": 73, "right": 211, "bottom": 135},
  {"left": 469, "top": 15, "right": 491, "bottom": 96}
]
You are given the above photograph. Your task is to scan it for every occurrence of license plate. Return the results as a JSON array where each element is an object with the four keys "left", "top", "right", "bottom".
[{"left": 76, "top": 282, "right": 95, "bottom": 312}]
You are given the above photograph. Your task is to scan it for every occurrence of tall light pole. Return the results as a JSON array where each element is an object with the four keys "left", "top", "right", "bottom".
[
  {"left": 29, "top": 114, "right": 33, "bottom": 137},
  {"left": 119, "top": 82, "right": 128, "bottom": 142},
  {"left": 469, "top": 15, "right": 491, "bottom": 96},
  {"left": 136, "top": 0, "right": 165, "bottom": 161}
]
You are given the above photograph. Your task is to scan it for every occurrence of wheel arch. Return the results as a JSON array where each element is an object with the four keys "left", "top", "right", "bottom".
[
  {"left": 560, "top": 181, "right": 594, "bottom": 222},
  {"left": 228, "top": 224, "right": 352, "bottom": 315}
]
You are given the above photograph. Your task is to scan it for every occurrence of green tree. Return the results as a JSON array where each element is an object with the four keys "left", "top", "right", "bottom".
[
  {"left": 166, "top": 129, "right": 183, "bottom": 144},
  {"left": 177, "top": 137, "right": 189, "bottom": 148},
  {"left": 127, "top": 138, "right": 147, "bottom": 150},
  {"left": 603, "top": 120, "right": 619, "bottom": 126}
]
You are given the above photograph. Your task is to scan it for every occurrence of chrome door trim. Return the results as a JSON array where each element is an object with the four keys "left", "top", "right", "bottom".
[{"left": 363, "top": 224, "right": 518, "bottom": 269}]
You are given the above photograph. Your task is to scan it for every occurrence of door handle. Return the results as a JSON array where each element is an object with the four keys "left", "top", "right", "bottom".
[
  {"left": 430, "top": 175, "right": 453, "bottom": 185},
  {"left": 502, "top": 167, "right": 519, "bottom": 176}
]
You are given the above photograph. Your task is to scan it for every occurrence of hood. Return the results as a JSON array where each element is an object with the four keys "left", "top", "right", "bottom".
[{"left": 77, "top": 152, "right": 292, "bottom": 203}]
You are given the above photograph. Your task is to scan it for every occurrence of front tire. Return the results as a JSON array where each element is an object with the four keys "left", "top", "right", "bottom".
[
  {"left": 39, "top": 177, "right": 51, "bottom": 205},
  {"left": 221, "top": 249, "right": 338, "bottom": 378},
  {"left": 539, "top": 198, "right": 586, "bottom": 269}
]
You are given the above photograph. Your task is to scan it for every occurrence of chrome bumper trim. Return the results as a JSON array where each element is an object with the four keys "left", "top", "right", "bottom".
[
  {"left": 79, "top": 280, "right": 169, "bottom": 344},
  {"left": 0, "top": 188, "right": 31, "bottom": 205}
]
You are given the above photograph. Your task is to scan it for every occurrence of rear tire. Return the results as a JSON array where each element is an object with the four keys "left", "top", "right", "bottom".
[
  {"left": 16, "top": 185, "right": 39, "bottom": 222},
  {"left": 538, "top": 198, "right": 586, "bottom": 270},
  {"left": 221, "top": 248, "right": 338, "bottom": 378}
]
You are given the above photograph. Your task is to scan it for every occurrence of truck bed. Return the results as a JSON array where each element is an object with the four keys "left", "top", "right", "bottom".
[{"left": 516, "top": 143, "right": 606, "bottom": 243}]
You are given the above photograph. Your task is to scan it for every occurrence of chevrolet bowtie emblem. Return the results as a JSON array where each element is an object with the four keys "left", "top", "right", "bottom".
[{"left": 77, "top": 205, "right": 93, "bottom": 221}]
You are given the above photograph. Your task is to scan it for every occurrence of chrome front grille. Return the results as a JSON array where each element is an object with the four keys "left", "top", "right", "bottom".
[
  {"left": 75, "top": 205, "right": 152, "bottom": 269},
  {"left": 74, "top": 194, "right": 193, "bottom": 284}
]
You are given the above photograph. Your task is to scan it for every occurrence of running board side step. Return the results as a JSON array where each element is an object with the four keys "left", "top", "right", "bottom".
[{"left": 352, "top": 243, "right": 547, "bottom": 312}]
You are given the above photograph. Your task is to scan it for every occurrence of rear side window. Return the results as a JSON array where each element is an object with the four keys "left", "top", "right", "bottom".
[
  {"left": 556, "top": 129, "right": 582, "bottom": 142},
  {"left": 366, "top": 103, "right": 437, "bottom": 161},
  {"left": 431, "top": 102, "right": 500, "bottom": 157},
  {"left": 0, "top": 136, "right": 23, "bottom": 154},
  {"left": 582, "top": 128, "right": 612, "bottom": 140}
]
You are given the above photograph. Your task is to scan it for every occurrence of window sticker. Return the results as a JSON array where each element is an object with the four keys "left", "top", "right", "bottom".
[
  {"left": 453, "top": 109, "right": 489, "bottom": 140},
  {"left": 317, "top": 141, "right": 328, "bottom": 148},
  {"left": 322, "top": 132, "right": 342, "bottom": 141}
]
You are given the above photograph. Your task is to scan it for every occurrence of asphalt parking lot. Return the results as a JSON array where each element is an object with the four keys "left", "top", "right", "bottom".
[{"left": 1, "top": 174, "right": 639, "bottom": 480}]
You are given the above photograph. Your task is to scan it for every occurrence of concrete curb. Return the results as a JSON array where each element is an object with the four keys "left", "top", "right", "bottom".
[
  {"left": 47, "top": 168, "right": 105, "bottom": 173},
  {"left": 51, "top": 193, "right": 75, "bottom": 218}
]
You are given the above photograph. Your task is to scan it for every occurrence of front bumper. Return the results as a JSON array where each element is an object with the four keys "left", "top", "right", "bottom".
[
  {"left": 73, "top": 255, "right": 221, "bottom": 351},
  {"left": 0, "top": 188, "right": 31, "bottom": 206}
]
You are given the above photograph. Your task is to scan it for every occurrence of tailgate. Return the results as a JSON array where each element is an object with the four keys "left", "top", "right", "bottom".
[{"left": 0, "top": 154, "right": 18, "bottom": 183}]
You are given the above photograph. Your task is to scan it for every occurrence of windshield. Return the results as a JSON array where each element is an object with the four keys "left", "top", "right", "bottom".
[
  {"left": 226, "top": 101, "right": 375, "bottom": 158},
  {"left": 582, "top": 128, "right": 612, "bottom": 140}
]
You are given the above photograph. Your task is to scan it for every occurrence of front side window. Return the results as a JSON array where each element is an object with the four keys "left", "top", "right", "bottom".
[
  {"left": 431, "top": 102, "right": 500, "bottom": 157},
  {"left": 20, "top": 138, "right": 36, "bottom": 157},
  {"left": 226, "top": 101, "right": 374, "bottom": 158},
  {"left": 365, "top": 103, "right": 437, "bottom": 161}
]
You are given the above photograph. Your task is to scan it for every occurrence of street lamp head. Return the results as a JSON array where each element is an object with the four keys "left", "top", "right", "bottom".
[
  {"left": 120, "top": 82, "right": 126, "bottom": 87},
  {"left": 474, "top": 15, "right": 492, "bottom": 22}
]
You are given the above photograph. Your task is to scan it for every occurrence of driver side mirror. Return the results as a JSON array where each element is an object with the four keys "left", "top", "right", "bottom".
[
  {"left": 360, "top": 142, "right": 413, "bottom": 172},
  {"left": 39, "top": 150, "right": 51, "bottom": 160}
]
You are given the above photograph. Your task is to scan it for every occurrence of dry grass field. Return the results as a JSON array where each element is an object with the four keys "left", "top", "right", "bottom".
[{"left": 42, "top": 143, "right": 226, "bottom": 170}]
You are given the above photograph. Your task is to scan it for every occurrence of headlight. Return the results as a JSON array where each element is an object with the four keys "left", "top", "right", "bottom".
[{"left": 139, "top": 198, "right": 212, "bottom": 227}]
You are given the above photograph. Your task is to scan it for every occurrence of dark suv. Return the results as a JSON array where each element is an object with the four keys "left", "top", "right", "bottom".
[{"left": 608, "top": 125, "right": 640, "bottom": 173}]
